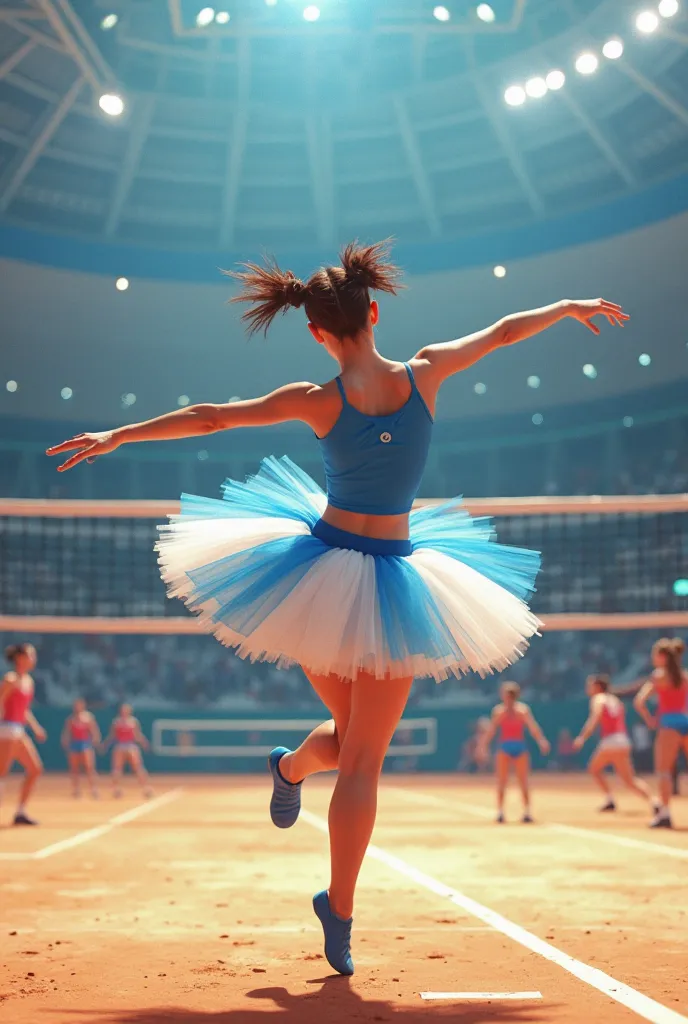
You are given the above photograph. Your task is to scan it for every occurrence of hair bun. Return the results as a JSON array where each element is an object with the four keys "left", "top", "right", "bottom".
[
  {"left": 339, "top": 239, "right": 402, "bottom": 294},
  {"left": 284, "top": 273, "right": 307, "bottom": 309}
]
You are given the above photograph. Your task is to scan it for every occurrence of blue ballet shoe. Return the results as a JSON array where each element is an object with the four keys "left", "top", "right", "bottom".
[
  {"left": 268, "top": 747, "right": 302, "bottom": 829},
  {"left": 313, "top": 889, "right": 354, "bottom": 976}
]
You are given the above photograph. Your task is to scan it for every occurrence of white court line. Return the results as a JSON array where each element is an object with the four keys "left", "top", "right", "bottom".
[
  {"left": 392, "top": 788, "right": 688, "bottom": 861},
  {"left": 0, "top": 790, "right": 182, "bottom": 861},
  {"left": 548, "top": 823, "right": 688, "bottom": 862},
  {"left": 300, "top": 807, "right": 688, "bottom": 1024},
  {"left": 421, "top": 992, "right": 543, "bottom": 1001}
]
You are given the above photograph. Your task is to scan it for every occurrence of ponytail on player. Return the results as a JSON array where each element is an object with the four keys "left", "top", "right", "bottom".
[
  {"left": 228, "top": 239, "right": 402, "bottom": 338},
  {"left": 653, "top": 637, "right": 686, "bottom": 688}
]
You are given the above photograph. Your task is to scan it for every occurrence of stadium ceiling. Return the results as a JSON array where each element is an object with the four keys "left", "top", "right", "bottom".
[{"left": 0, "top": 0, "right": 687, "bottom": 251}]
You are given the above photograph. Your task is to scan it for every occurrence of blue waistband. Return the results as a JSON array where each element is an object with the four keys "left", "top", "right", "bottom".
[{"left": 312, "top": 519, "right": 412, "bottom": 557}]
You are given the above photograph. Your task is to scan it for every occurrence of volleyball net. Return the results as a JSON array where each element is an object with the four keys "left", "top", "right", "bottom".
[{"left": 0, "top": 494, "right": 686, "bottom": 633}]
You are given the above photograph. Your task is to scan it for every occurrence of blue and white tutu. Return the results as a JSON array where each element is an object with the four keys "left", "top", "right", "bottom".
[{"left": 156, "top": 456, "right": 541, "bottom": 683}]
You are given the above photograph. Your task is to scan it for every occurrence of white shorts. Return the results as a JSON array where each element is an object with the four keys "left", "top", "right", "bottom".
[
  {"left": 0, "top": 722, "right": 25, "bottom": 740},
  {"left": 597, "top": 733, "right": 631, "bottom": 753}
]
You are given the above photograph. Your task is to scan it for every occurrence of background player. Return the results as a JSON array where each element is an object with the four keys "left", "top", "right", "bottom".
[
  {"left": 634, "top": 638, "right": 688, "bottom": 829},
  {"left": 573, "top": 674, "right": 655, "bottom": 814},
  {"left": 61, "top": 698, "right": 101, "bottom": 799},
  {"left": 101, "top": 704, "right": 153, "bottom": 799},
  {"left": 478, "top": 681, "right": 550, "bottom": 823},
  {"left": 0, "top": 643, "right": 46, "bottom": 826}
]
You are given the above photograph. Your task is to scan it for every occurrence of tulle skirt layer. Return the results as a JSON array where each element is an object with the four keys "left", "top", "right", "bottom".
[{"left": 156, "top": 456, "right": 541, "bottom": 682}]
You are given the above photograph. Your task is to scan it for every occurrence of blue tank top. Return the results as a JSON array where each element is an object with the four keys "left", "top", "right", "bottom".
[{"left": 317, "top": 363, "right": 434, "bottom": 516}]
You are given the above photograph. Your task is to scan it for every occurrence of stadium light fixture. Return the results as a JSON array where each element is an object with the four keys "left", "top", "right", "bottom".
[
  {"left": 215, "top": 11, "right": 230, "bottom": 23},
  {"left": 5, "top": 380, "right": 18, "bottom": 393},
  {"left": 61, "top": 387, "right": 73, "bottom": 400},
  {"left": 504, "top": 85, "right": 526, "bottom": 106},
  {"left": 525, "top": 76, "right": 548, "bottom": 98},
  {"left": 636, "top": 10, "right": 660, "bottom": 33},
  {"left": 433, "top": 6, "right": 451, "bottom": 21},
  {"left": 673, "top": 579, "right": 688, "bottom": 597},
  {"left": 532, "top": 413, "right": 544, "bottom": 425},
  {"left": 115, "top": 277, "right": 129, "bottom": 292},
  {"left": 99, "top": 93, "right": 125, "bottom": 117},
  {"left": 527, "top": 375, "right": 541, "bottom": 389},
  {"left": 121, "top": 393, "right": 137, "bottom": 407},
  {"left": 474, "top": 382, "right": 487, "bottom": 395},
  {"left": 602, "top": 38, "right": 624, "bottom": 59},
  {"left": 100, "top": 13, "right": 118, "bottom": 30},
  {"left": 303, "top": 5, "right": 320, "bottom": 21},
  {"left": 583, "top": 363, "right": 598, "bottom": 379},
  {"left": 196, "top": 7, "right": 216, "bottom": 27},
  {"left": 639, "top": 353, "right": 651, "bottom": 366},
  {"left": 493, "top": 265, "right": 507, "bottom": 278},
  {"left": 197, "top": 449, "right": 210, "bottom": 461},
  {"left": 575, "top": 52, "right": 599, "bottom": 75},
  {"left": 476, "top": 4, "right": 496, "bottom": 22},
  {"left": 658, "top": 0, "right": 679, "bottom": 16},
  {"left": 546, "top": 69, "right": 565, "bottom": 90},
  {"left": 178, "top": 395, "right": 191, "bottom": 407},
  {"left": 623, "top": 416, "right": 634, "bottom": 427}
]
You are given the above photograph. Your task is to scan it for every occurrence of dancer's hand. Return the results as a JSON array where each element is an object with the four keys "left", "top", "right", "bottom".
[
  {"left": 567, "top": 299, "right": 629, "bottom": 335},
  {"left": 33, "top": 725, "right": 47, "bottom": 743},
  {"left": 539, "top": 738, "right": 551, "bottom": 756},
  {"left": 46, "top": 430, "right": 121, "bottom": 472},
  {"left": 572, "top": 735, "right": 584, "bottom": 752}
]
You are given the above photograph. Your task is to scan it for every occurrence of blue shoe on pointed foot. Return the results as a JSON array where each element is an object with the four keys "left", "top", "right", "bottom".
[
  {"left": 268, "top": 747, "right": 302, "bottom": 829},
  {"left": 313, "top": 889, "right": 354, "bottom": 976}
]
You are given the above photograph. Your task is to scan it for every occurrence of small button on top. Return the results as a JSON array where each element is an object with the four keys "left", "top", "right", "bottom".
[{"left": 380, "top": 431, "right": 392, "bottom": 443}]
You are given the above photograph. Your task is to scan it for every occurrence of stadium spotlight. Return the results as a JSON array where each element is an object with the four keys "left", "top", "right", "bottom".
[
  {"left": 5, "top": 380, "right": 18, "bottom": 392},
  {"left": 493, "top": 264, "right": 507, "bottom": 278},
  {"left": 659, "top": 0, "right": 679, "bottom": 16},
  {"left": 474, "top": 382, "right": 487, "bottom": 395},
  {"left": 196, "top": 7, "right": 215, "bottom": 27},
  {"left": 527, "top": 375, "right": 541, "bottom": 389},
  {"left": 433, "top": 6, "right": 451, "bottom": 21},
  {"left": 602, "top": 38, "right": 624, "bottom": 59},
  {"left": 197, "top": 449, "right": 210, "bottom": 461},
  {"left": 99, "top": 93, "right": 125, "bottom": 117},
  {"left": 623, "top": 415, "right": 634, "bottom": 427},
  {"left": 121, "top": 393, "right": 137, "bottom": 407},
  {"left": 265, "top": 0, "right": 278, "bottom": 5},
  {"left": 525, "top": 76, "right": 548, "bottom": 98},
  {"left": 546, "top": 69, "right": 566, "bottom": 90},
  {"left": 583, "top": 363, "right": 598, "bottom": 379},
  {"left": 215, "top": 10, "right": 230, "bottom": 23},
  {"left": 303, "top": 5, "right": 320, "bottom": 21},
  {"left": 639, "top": 352, "right": 651, "bottom": 366},
  {"left": 100, "top": 13, "right": 118, "bottom": 30},
  {"left": 636, "top": 10, "right": 659, "bottom": 33},
  {"left": 115, "top": 276, "right": 129, "bottom": 292},
  {"left": 61, "top": 387, "right": 73, "bottom": 400},
  {"left": 673, "top": 579, "right": 688, "bottom": 597},
  {"left": 177, "top": 395, "right": 191, "bottom": 407},
  {"left": 532, "top": 413, "right": 544, "bottom": 425},
  {"left": 575, "top": 52, "right": 599, "bottom": 75},
  {"left": 476, "top": 4, "right": 496, "bottom": 22},
  {"left": 504, "top": 85, "right": 526, "bottom": 106}
]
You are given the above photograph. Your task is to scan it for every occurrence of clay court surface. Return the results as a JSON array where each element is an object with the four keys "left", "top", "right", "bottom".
[{"left": 1, "top": 773, "right": 687, "bottom": 1024}]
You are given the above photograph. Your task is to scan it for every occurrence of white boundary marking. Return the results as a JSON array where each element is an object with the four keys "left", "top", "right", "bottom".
[
  {"left": 300, "top": 807, "right": 688, "bottom": 1024},
  {"left": 392, "top": 788, "right": 688, "bottom": 861},
  {"left": 421, "top": 992, "right": 543, "bottom": 1001},
  {"left": 0, "top": 789, "right": 182, "bottom": 861}
]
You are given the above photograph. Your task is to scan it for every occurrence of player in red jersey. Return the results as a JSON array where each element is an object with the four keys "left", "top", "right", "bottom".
[
  {"left": 573, "top": 675, "right": 655, "bottom": 813},
  {"left": 0, "top": 643, "right": 46, "bottom": 826},
  {"left": 634, "top": 639, "right": 688, "bottom": 828},
  {"left": 61, "top": 699, "right": 101, "bottom": 799},
  {"left": 479, "top": 682, "right": 550, "bottom": 823},
  {"left": 101, "top": 704, "right": 153, "bottom": 798}
]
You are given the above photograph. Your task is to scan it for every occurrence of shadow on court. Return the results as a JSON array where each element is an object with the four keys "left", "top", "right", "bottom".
[{"left": 60, "top": 980, "right": 555, "bottom": 1024}]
